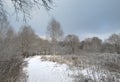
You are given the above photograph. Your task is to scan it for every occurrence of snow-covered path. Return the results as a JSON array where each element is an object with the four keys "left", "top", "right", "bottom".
[
  {"left": 24, "top": 56, "right": 73, "bottom": 82},
  {"left": 23, "top": 55, "right": 113, "bottom": 82}
]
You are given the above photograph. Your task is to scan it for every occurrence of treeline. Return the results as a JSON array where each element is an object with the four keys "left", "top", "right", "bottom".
[
  {"left": 0, "top": 17, "right": 120, "bottom": 59},
  {"left": 34, "top": 18, "right": 120, "bottom": 55},
  {"left": 53, "top": 33, "right": 120, "bottom": 55}
]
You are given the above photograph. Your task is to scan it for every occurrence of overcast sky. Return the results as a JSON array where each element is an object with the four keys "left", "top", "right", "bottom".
[{"left": 9, "top": 0, "right": 120, "bottom": 40}]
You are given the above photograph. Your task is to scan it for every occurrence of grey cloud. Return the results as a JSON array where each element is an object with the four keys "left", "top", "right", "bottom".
[
  {"left": 53, "top": 0, "right": 120, "bottom": 35},
  {"left": 9, "top": 0, "right": 120, "bottom": 40}
]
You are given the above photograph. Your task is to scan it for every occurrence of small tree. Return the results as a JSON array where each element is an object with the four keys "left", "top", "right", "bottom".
[
  {"left": 82, "top": 37, "right": 102, "bottom": 52},
  {"left": 91, "top": 37, "right": 102, "bottom": 51},
  {"left": 64, "top": 34, "right": 80, "bottom": 54},
  {"left": 18, "top": 25, "right": 38, "bottom": 57},
  {"left": 107, "top": 33, "right": 120, "bottom": 54},
  {"left": 47, "top": 18, "right": 64, "bottom": 55},
  {"left": 0, "top": 17, "right": 24, "bottom": 81},
  {"left": 82, "top": 38, "right": 92, "bottom": 50}
]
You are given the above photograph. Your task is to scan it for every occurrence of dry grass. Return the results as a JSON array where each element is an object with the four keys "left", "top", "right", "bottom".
[{"left": 41, "top": 53, "right": 120, "bottom": 82}]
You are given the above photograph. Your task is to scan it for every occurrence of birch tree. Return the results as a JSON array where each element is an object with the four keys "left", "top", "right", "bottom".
[{"left": 47, "top": 18, "right": 64, "bottom": 55}]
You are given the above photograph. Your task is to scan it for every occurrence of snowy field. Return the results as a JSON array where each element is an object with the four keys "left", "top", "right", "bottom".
[
  {"left": 23, "top": 53, "right": 120, "bottom": 82},
  {"left": 24, "top": 56, "right": 73, "bottom": 82}
]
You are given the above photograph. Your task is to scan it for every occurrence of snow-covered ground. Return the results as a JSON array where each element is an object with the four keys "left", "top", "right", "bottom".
[
  {"left": 23, "top": 55, "right": 120, "bottom": 82},
  {"left": 24, "top": 56, "right": 73, "bottom": 82}
]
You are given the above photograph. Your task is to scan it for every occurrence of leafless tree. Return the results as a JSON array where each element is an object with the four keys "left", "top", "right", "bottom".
[
  {"left": 47, "top": 18, "right": 64, "bottom": 55},
  {"left": 64, "top": 34, "right": 80, "bottom": 54},
  {"left": 0, "top": 17, "right": 24, "bottom": 81},
  {"left": 82, "top": 38, "right": 92, "bottom": 51},
  {"left": 82, "top": 37, "right": 102, "bottom": 52},
  {"left": 40, "top": 39, "right": 51, "bottom": 55},
  {"left": 0, "top": 0, "right": 53, "bottom": 21},
  {"left": 91, "top": 37, "right": 102, "bottom": 51},
  {"left": 0, "top": 15, "right": 11, "bottom": 60},
  {"left": 101, "top": 42, "right": 115, "bottom": 53},
  {"left": 107, "top": 33, "right": 120, "bottom": 54},
  {"left": 18, "top": 25, "right": 38, "bottom": 57}
]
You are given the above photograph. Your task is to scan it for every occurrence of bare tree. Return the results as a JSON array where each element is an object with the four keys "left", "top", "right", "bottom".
[
  {"left": 0, "top": 0, "right": 53, "bottom": 21},
  {"left": 101, "top": 42, "right": 115, "bottom": 53},
  {"left": 18, "top": 25, "right": 38, "bottom": 57},
  {"left": 0, "top": 17, "right": 24, "bottom": 81},
  {"left": 107, "top": 33, "right": 120, "bottom": 54},
  {"left": 40, "top": 39, "right": 51, "bottom": 55},
  {"left": 64, "top": 34, "right": 80, "bottom": 54},
  {"left": 82, "top": 38, "right": 92, "bottom": 51},
  {"left": 91, "top": 37, "right": 102, "bottom": 51},
  {"left": 47, "top": 18, "right": 64, "bottom": 55},
  {"left": 82, "top": 37, "right": 102, "bottom": 52},
  {"left": 0, "top": 15, "right": 11, "bottom": 60}
]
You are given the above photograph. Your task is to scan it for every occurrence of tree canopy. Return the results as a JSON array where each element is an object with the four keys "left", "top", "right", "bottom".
[{"left": 0, "top": 0, "right": 53, "bottom": 20}]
